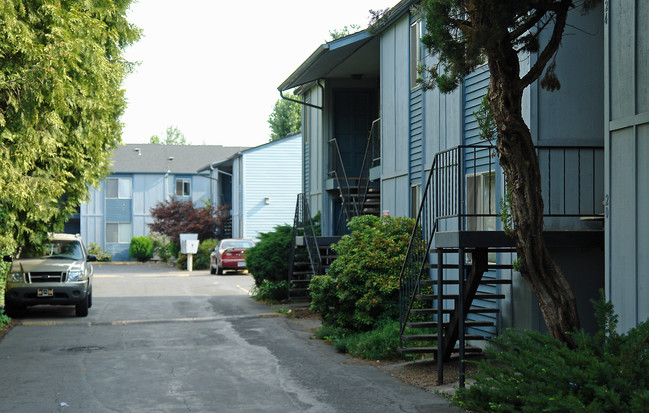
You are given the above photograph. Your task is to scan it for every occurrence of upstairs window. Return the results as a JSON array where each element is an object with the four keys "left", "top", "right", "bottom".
[
  {"left": 410, "top": 19, "right": 423, "bottom": 89},
  {"left": 106, "top": 177, "right": 132, "bottom": 199},
  {"left": 175, "top": 178, "right": 191, "bottom": 197}
]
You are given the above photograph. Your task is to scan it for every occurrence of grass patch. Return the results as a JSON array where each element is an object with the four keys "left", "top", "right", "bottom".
[{"left": 314, "top": 320, "right": 407, "bottom": 361}]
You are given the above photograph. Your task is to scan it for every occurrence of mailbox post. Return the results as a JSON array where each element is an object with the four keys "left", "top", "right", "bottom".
[{"left": 179, "top": 234, "right": 199, "bottom": 272}]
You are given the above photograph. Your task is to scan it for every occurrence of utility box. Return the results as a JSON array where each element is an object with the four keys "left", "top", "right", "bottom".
[
  {"left": 181, "top": 239, "right": 199, "bottom": 255},
  {"left": 179, "top": 234, "right": 199, "bottom": 254}
]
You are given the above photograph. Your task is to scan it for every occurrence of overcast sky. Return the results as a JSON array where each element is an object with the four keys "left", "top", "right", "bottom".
[{"left": 121, "top": 0, "right": 394, "bottom": 148}]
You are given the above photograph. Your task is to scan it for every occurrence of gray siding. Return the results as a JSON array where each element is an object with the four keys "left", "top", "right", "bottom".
[
  {"left": 380, "top": 15, "right": 412, "bottom": 218},
  {"left": 410, "top": 87, "right": 424, "bottom": 184},
  {"left": 605, "top": 1, "right": 649, "bottom": 331},
  {"left": 240, "top": 135, "right": 302, "bottom": 240}
]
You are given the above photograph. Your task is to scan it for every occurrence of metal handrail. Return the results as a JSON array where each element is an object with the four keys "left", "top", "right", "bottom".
[
  {"left": 398, "top": 144, "right": 604, "bottom": 341},
  {"left": 329, "top": 138, "right": 359, "bottom": 223},
  {"left": 357, "top": 118, "right": 381, "bottom": 214}
]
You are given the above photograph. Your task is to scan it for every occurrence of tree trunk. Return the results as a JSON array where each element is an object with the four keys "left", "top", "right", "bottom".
[{"left": 486, "top": 40, "right": 580, "bottom": 347}]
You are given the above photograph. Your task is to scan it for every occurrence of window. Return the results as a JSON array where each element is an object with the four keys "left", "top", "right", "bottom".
[
  {"left": 410, "top": 184, "right": 422, "bottom": 218},
  {"left": 106, "top": 223, "right": 132, "bottom": 243},
  {"left": 410, "top": 19, "right": 423, "bottom": 89},
  {"left": 466, "top": 171, "right": 496, "bottom": 231},
  {"left": 175, "top": 178, "right": 191, "bottom": 197},
  {"left": 106, "top": 177, "right": 132, "bottom": 199}
]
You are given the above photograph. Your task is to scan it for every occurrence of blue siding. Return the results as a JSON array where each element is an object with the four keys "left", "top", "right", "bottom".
[
  {"left": 105, "top": 199, "right": 132, "bottom": 223},
  {"left": 463, "top": 64, "right": 492, "bottom": 175},
  {"left": 240, "top": 134, "right": 303, "bottom": 240},
  {"left": 410, "top": 87, "right": 424, "bottom": 184}
]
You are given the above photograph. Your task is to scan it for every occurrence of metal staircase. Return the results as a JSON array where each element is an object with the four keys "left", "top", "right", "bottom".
[
  {"left": 398, "top": 144, "right": 604, "bottom": 386},
  {"left": 287, "top": 193, "right": 340, "bottom": 301}
]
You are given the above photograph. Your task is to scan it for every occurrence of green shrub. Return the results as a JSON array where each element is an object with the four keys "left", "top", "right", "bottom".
[
  {"left": 175, "top": 239, "right": 216, "bottom": 270},
  {"left": 129, "top": 236, "right": 154, "bottom": 262},
  {"left": 252, "top": 280, "right": 288, "bottom": 302},
  {"left": 149, "top": 232, "right": 174, "bottom": 263},
  {"left": 308, "top": 215, "right": 415, "bottom": 332},
  {"left": 313, "top": 320, "right": 403, "bottom": 360},
  {"left": 88, "top": 242, "right": 112, "bottom": 262},
  {"left": 453, "top": 292, "right": 649, "bottom": 412},
  {"left": 245, "top": 224, "right": 293, "bottom": 287}
]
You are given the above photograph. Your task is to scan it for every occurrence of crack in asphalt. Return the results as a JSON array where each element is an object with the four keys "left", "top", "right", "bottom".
[{"left": 18, "top": 312, "right": 283, "bottom": 327}]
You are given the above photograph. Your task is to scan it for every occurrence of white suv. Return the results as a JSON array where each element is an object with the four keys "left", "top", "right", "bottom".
[{"left": 3, "top": 233, "right": 96, "bottom": 317}]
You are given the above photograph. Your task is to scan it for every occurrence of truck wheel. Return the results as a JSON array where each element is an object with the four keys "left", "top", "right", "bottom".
[
  {"left": 217, "top": 265, "right": 223, "bottom": 275},
  {"left": 75, "top": 295, "right": 89, "bottom": 317},
  {"left": 210, "top": 263, "right": 216, "bottom": 275},
  {"left": 4, "top": 302, "right": 21, "bottom": 319}
]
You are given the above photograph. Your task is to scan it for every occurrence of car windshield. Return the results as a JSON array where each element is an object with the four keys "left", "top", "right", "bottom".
[
  {"left": 221, "top": 240, "right": 254, "bottom": 250},
  {"left": 22, "top": 241, "right": 84, "bottom": 260}
]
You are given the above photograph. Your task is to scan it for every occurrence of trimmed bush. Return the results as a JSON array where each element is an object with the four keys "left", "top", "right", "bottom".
[
  {"left": 453, "top": 292, "right": 649, "bottom": 412},
  {"left": 252, "top": 280, "right": 289, "bottom": 302},
  {"left": 245, "top": 224, "right": 293, "bottom": 287},
  {"left": 309, "top": 215, "right": 415, "bottom": 332},
  {"left": 129, "top": 236, "right": 154, "bottom": 262},
  {"left": 88, "top": 242, "right": 112, "bottom": 262},
  {"left": 175, "top": 239, "right": 216, "bottom": 270}
]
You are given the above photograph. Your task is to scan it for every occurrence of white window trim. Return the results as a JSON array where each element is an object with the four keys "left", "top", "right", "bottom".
[{"left": 175, "top": 178, "right": 191, "bottom": 197}]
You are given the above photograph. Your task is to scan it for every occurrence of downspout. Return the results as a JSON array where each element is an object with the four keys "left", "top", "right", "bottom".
[{"left": 279, "top": 81, "right": 324, "bottom": 110}]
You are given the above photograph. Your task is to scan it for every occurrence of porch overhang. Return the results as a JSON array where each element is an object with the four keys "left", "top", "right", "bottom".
[{"left": 278, "top": 30, "right": 379, "bottom": 92}]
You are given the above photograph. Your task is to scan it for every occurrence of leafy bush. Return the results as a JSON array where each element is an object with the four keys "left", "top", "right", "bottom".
[
  {"left": 149, "top": 199, "right": 227, "bottom": 250},
  {"left": 149, "top": 232, "right": 174, "bottom": 263},
  {"left": 245, "top": 224, "right": 293, "bottom": 287},
  {"left": 129, "top": 236, "right": 154, "bottom": 262},
  {"left": 313, "top": 320, "right": 403, "bottom": 360},
  {"left": 252, "top": 280, "right": 288, "bottom": 302},
  {"left": 88, "top": 242, "right": 112, "bottom": 262},
  {"left": 176, "top": 239, "right": 216, "bottom": 270},
  {"left": 453, "top": 292, "right": 649, "bottom": 412},
  {"left": 308, "top": 215, "right": 415, "bottom": 332}
]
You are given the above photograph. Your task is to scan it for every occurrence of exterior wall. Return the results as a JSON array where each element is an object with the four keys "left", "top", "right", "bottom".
[
  {"left": 303, "top": 85, "right": 325, "bottom": 227},
  {"left": 231, "top": 157, "right": 243, "bottom": 238},
  {"left": 380, "top": 14, "right": 411, "bottom": 218},
  {"left": 239, "top": 135, "right": 302, "bottom": 240},
  {"left": 81, "top": 171, "right": 212, "bottom": 261},
  {"left": 605, "top": 1, "right": 649, "bottom": 332}
]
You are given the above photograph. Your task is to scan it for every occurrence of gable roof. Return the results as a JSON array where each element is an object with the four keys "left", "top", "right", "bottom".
[
  {"left": 197, "top": 133, "right": 302, "bottom": 173},
  {"left": 277, "top": 0, "right": 417, "bottom": 92},
  {"left": 110, "top": 144, "right": 249, "bottom": 174}
]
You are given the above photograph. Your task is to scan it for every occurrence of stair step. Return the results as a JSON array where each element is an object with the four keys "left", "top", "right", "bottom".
[
  {"left": 415, "top": 293, "right": 506, "bottom": 301},
  {"left": 410, "top": 307, "right": 500, "bottom": 315},
  {"left": 397, "top": 346, "right": 483, "bottom": 355},
  {"left": 406, "top": 320, "right": 495, "bottom": 329},
  {"left": 289, "top": 288, "right": 309, "bottom": 294},
  {"left": 289, "top": 279, "right": 312, "bottom": 284},
  {"left": 401, "top": 333, "right": 487, "bottom": 342},
  {"left": 420, "top": 279, "right": 512, "bottom": 286},
  {"left": 424, "top": 263, "right": 514, "bottom": 270}
]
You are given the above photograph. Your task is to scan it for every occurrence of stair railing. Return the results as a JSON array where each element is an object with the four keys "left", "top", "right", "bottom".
[
  {"left": 329, "top": 138, "right": 359, "bottom": 222},
  {"left": 357, "top": 118, "right": 381, "bottom": 214},
  {"left": 398, "top": 151, "right": 443, "bottom": 341},
  {"left": 299, "top": 193, "right": 323, "bottom": 276}
]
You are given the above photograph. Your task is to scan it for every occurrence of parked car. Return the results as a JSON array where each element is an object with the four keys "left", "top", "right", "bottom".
[
  {"left": 210, "top": 239, "right": 255, "bottom": 275},
  {"left": 3, "top": 233, "right": 96, "bottom": 318}
]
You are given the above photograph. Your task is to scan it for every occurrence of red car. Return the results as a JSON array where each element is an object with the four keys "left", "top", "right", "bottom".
[{"left": 210, "top": 239, "right": 255, "bottom": 275}]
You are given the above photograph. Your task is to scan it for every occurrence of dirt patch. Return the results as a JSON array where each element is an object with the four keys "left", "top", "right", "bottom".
[
  {"left": 279, "top": 305, "right": 481, "bottom": 394},
  {"left": 378, "top": 357, "right": 481, "bottom": 392},
  {"left": 0, "top": 319, "right": 18, "bottom": 341}
]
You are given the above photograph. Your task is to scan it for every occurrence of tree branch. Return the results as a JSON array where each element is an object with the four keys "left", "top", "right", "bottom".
[{"left": 520, "top": 0, "right": 572, "bottom": 88}]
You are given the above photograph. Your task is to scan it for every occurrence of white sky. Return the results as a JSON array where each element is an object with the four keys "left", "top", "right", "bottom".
[{"left": 121, "top": 0, "right": 394, "bottom": 147}]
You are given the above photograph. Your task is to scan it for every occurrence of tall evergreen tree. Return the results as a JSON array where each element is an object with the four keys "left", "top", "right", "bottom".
[
  {"left": 418, "top": 0, "right": 601, "bottom": 346},
  {"left": 267, "top": 94, "right": 301, "bottom": 141},
  {"left": 0, "top": 1, "right": 140, "bottom": 252}
]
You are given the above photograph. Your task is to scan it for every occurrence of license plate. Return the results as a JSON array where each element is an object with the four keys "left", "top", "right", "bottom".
[
  {"left": 37, "top": 288, "right": 54, "bottom": 297},
  {"left": 238, "top": 261, "right": 246, "bottom": 267}
]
